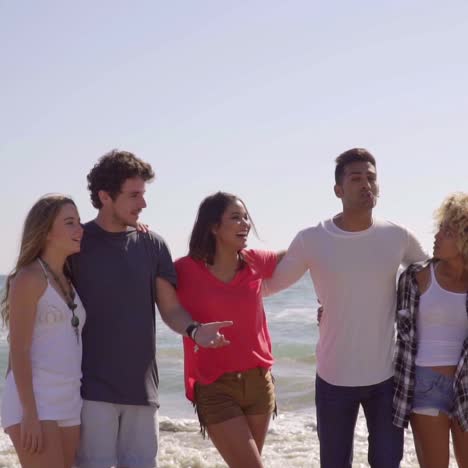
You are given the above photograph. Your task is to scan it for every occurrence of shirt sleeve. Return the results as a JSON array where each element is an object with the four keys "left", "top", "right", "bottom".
[
  {"left": 262, "top": 231, "right": 308, "bottom": 296},
  {"left": 246, "top": 249, "right": 279, "bottom": 279},
  {"left": 402, "top": 228, "right": 429, "bottom": 267},
  {"left": 153, "top": 235, "right": 178, "bottom": 288}
]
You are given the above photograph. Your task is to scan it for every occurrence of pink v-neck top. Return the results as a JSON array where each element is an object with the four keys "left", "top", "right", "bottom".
[{"left": 175, "top": 249, "right": 278, "bottom": 402}]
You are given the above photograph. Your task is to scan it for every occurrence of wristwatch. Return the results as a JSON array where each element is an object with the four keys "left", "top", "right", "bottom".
[{"left": 185, "top": 322, "right": 201, "bottom": 341}]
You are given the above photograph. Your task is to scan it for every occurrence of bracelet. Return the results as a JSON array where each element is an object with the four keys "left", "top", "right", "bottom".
[
  {"left": 185, "top": 322, "right": 201, "bottom": 341},
  {"left": 192, "top": 323, "right": 203, "bottom": 341}
]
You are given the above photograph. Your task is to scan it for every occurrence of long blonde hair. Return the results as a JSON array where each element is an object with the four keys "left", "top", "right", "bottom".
[{"left": 1, "top": 194, "right": 76, "bottom": 327}]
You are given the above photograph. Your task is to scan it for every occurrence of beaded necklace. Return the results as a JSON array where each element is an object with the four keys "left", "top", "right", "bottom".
[{"left": 39, "top": 258, "right": 80, "bottom": 344}]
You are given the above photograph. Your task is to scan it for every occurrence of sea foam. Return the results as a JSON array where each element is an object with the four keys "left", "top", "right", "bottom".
[{"left": 0, "top": 410, "right": 456, "bottom": 467}]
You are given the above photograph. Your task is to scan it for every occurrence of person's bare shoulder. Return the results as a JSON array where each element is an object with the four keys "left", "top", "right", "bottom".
[{"left": 9, "top": 262, "right": 47, "bottom": 301}]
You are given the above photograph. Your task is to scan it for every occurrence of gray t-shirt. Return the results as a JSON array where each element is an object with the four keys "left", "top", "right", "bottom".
[{"left": 69, "top": 221, "right": 177, "bottom": 407}]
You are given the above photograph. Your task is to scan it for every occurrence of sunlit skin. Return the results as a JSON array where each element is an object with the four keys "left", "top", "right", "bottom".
[
  {"left": 333, "top": 161, "right": 379, "bottom": 232},
  {"left": 45, "top": 203, "right": 83, "bottom": 260},
  {"left": 213, "top": 200, "right": 251, "bottom": 252},
  {"left": 41, "top": 202, "right": 83, "bottom": 292},
  {"left": 96, "top": 177, "right": 147, "bottom": 232},
  {"left": 433, "top": 223, "right": 463, "bottom": 263},
  {"left": 6, "top": 202, "right": 83, "bottom": 467},
  {"left": 411, "top": 221, "right": 468, "bottom": 468},
  {"left": 416, "top": 223, "right": 468, "bottom": 377},
  {"left": 205, "top": 200, "right": 252, "bottom": 284},
  {"left": 204, "top": 199, "right": 272, "bottom": 467}
]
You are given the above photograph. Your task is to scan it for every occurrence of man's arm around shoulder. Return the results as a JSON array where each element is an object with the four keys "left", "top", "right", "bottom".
[{"left": 262, "top": 230, "right": 309, "bottom": 296}]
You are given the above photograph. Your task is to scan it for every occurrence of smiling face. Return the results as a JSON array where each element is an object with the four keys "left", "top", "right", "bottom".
[
  {"left": 100, "top": 176, "right": 147, "bottom": 228},
  {"left": 46, "top": 203, "right": 83, "bottom": 256},
  {"left": 334, "top": 161, "right": 379, "bottom": 211},
  {"left": 213, "top": 199, "right": 251, "bottom": 252}
]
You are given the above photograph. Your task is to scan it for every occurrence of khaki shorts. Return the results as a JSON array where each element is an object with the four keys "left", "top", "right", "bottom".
[
  {"left": 76, "top": 400, "right": 159, "bottom": 468},
  {"left": 194, "top": 367, "right": 276, "bottom": 434}
]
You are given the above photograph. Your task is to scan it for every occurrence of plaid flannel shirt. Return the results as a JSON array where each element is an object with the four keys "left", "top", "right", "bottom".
[{"left": 393, "top": 260, "right": 468, "bottom": 431}]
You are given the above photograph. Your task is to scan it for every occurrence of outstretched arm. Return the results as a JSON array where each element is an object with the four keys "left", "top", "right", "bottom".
[
  {"left": 156, "top": 277, "right": 232, "bottom": 348},
  {"left": 262, "top": 232, "right": 308, "bottom": 296}
]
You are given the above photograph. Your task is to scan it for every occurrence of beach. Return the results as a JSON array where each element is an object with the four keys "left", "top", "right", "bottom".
[
  {"left": 0, "top": 412, "right": 444, "bottom": 467},
  {"left": 0, "top": 275, "right": 455, "bottom": 467}
]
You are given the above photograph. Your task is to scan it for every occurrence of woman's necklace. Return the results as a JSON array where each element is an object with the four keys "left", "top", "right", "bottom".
[{"left": 39, "top": 258, "right": 80, "bottom": 344}]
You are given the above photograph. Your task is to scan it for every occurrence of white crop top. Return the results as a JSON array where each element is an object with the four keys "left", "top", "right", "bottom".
[{"left": 416, "top": 263, "right": 468, "bottom": 366}]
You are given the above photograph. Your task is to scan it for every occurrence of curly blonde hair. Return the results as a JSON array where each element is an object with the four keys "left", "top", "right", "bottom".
[{"left": 434, "top": 192, "right": 468, "bottom": 261}]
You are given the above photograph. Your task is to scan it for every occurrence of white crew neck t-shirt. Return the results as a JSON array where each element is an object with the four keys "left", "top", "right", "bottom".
[{"left": 264, "top": 218, "right": 428, "bottom": 387}]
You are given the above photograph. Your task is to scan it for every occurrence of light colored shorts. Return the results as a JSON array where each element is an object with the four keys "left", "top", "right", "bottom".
[
  {"left": 194, "top": 367, "right": 276, "bottom": 435},
  {"left": 55, "top": 417, "right": 81, "bottom": 427},
  {"left": 1, "top": 372, "right": 82, "bottom": 431},
  {"left": 3, "top": 417, "right": 80, "bottom": 433},
  {"left": 412, "top": 366, "right": 454, "bottom": 417},
  {"left": 76, "top": 400, "right": 159, "bottom": 468}
]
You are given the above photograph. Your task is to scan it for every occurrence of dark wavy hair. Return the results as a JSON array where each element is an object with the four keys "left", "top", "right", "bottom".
[
  {"left": 87, "top": 149, "right": 155, "bottom": 209},
  {"left": 189, "top": 192, "right": 257, "bottom": 265},
  {"left": 335, "top": 148, "right": 376, "bottom": 184}
]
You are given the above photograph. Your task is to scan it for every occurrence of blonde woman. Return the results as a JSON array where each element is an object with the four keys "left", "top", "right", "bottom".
[
  {"left": 394, "top": 192, "right": 468, "bottom": 468},
  {"left": 1, "top": 195, "right": 85, "bottom": 468}
]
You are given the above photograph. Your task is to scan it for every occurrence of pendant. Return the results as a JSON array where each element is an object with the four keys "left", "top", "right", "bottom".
[{"left": 71, "top": 316, "right": 80, "bottom": 344}]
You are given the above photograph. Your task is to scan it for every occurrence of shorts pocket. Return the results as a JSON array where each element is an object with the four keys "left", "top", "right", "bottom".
[{"left": 414, "top": 375, "right": 435, "bottom": 395}]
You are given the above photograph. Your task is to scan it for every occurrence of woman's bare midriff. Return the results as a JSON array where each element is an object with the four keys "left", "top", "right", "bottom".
[{"left": 428, "top": 365, "right": 457, "bottom": 377}]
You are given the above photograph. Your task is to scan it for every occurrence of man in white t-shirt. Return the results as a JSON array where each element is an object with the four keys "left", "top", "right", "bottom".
[{"left": 264, "top": 148, "right": 428, "bottom": 468}]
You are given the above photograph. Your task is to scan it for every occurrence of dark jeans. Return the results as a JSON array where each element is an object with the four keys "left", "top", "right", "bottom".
[{"left": 315, "top": 374, "right": 403, "bottom": 468}]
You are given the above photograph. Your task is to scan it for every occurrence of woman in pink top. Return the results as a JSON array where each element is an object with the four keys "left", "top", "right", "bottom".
[{"left": 175, "top": 191, "right": 282, "bottom": 468}]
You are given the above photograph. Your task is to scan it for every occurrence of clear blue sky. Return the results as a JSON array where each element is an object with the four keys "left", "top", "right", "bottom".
[{"left": 1, "top": 1, "right": 467, "bottom": 273}]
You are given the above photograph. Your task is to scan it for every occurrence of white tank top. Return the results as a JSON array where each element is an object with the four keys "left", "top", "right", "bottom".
[
  {"left": 1, "top": 260, "right": 86, "bottom": 427},
  {"left": 28, "top": 259, "right": 86, "bottom": 382},
  {"left": 415, "top": 263, "right": 468, "bottom": 366}
]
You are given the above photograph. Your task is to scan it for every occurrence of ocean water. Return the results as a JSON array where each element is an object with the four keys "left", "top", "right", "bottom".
[{"left": 0, "top": 275, "right": 454, "bottom": 467}]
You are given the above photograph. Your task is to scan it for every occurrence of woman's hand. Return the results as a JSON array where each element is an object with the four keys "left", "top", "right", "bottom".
[
  {"left": 194, "top": 321, "right": 233, "bottom": 348},
  {"left": 21, "top": 412, "right": 43, "bottom": 454},
  {"left": 136, "top": 221, "right": 149, "bottom": 233}
]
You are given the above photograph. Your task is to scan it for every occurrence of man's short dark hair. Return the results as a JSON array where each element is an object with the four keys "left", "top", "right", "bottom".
[
  {"left": 335, "top": 148, "right": 376, "bottom": 185},
  {"left": 87, "top": 149, "right": 155, "bottom": 209}
]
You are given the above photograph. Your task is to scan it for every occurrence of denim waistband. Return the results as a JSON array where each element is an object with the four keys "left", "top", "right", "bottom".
[{"left": 415, "top": 366, "right": 454, "bottom": 387}]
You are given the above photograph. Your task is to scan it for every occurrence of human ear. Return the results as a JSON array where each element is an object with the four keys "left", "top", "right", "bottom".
[
  {"left": 98, "top": 190, "right": 111, "bottom": 206},
  {"left": 334, "top": 184, "right": 343, "bottom": 199}
]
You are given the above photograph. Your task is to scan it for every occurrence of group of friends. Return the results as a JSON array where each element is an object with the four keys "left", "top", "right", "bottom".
[{"left": 0, "top": 147, "right": 467, "bottom": 468}]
